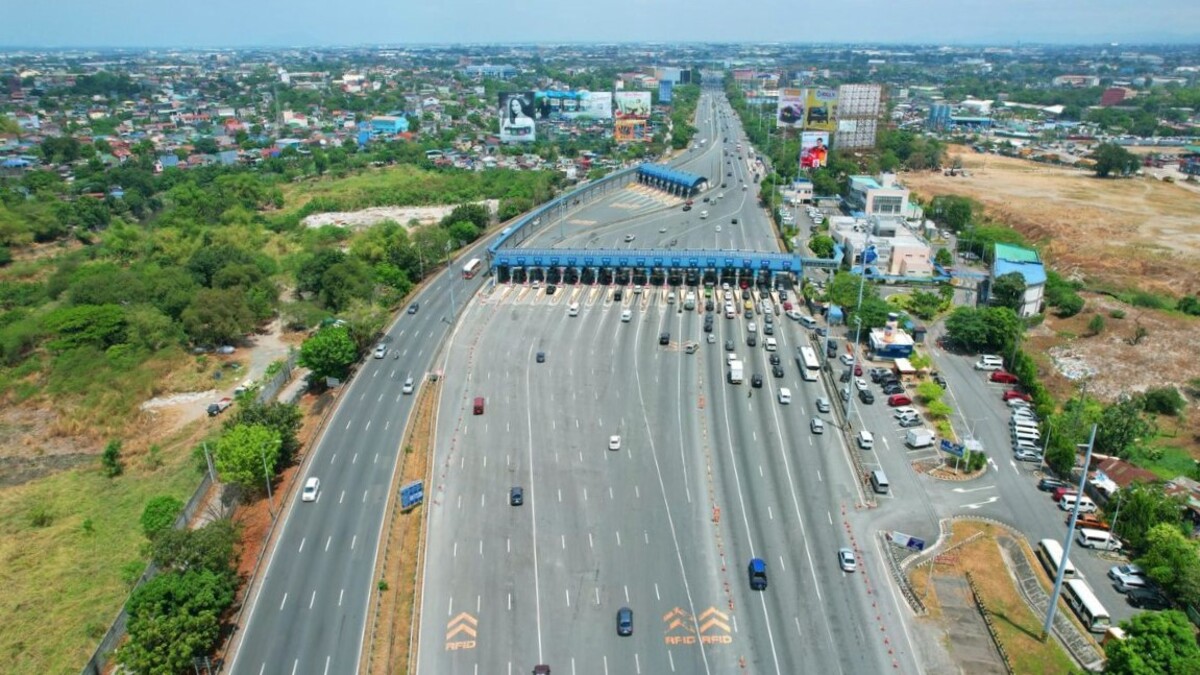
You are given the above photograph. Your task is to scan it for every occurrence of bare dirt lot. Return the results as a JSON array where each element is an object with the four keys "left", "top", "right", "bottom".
[{"left": 903, "top": 145, "right": 1200, "bottom": 296}]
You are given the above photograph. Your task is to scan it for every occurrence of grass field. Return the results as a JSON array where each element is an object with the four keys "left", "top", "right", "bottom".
[{"left": 0, "top": 436, "right": 201, "bottom": 674}]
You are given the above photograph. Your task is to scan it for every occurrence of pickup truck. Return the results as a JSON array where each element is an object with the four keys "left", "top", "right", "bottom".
[{"left": 207, "top": 397, "right": 233, "bottom": 417}]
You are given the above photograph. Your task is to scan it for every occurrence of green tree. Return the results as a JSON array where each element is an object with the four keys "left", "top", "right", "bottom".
[
  {"left": 1111, "top": 484, "right": 1185, "bottom": 554},
  {"left": 1096, "top": 396, "right": 1155, "bottom": 458},
  {"left": 441, "top": 203, "right": 490, "bottom": 231},
  {"left": 934, "top": 248, "right": 953, "bottom": 267},
  {"left": 1092, "top": 142, "right": 1142, "bottom": 178},
  {"left": 180, "top": 287, "right": 256, "bottom": 345},
  {"left": 915, "top": 381, "right": 945, "bottom": 404},
  {"left": 991, "top": 272, "right": 1027, "bottom": 313},
  {"left": 1137, "top": 523, "right": 1200, "bottom": 609},
  {"left": 1044, "top": 443, "right": 1077, "bottom": 477},
  {"left": 943, "top": 306, "right": 1022, "bottom": 354},
  {"left": 299, "top": 325, "right": 359, "bottom": 381},
  {"left": 808, "top": 234, "right": 835, "bottom": 258},
  {"left": 101, "top": 439, "right": 124, "bottom": 477},
  {"left": 318, "top": 257, "right": 375, "bottom": 311},
  {"left": 929, "top": 195, "right": 974, "bottom": 232},
  {"left": 213, "top": 424, "right": 282, "bottom": 493},
  {"left": 140, "top": 495, "right": 184, "bottom": 541},
  {"left": 149, "top": 519, "right": 238, "bottom": 575},
  {"left": 226, "top": 401, "right": 304, "bottom": 466},
  {"left": 42, "top": 304, "right": 127, "bottom": 352},
  {"left": 296, "top": 249, "right": 348, "bottom": 296},
  {"left": 1105, "top": 610, "right": 1200, "bottom": 675},
  {"left": 119, "top": 568, "right": 235, "bottom": 675},
  {"left": 907, "top": 290, "right": 944, "bottom": 321},
  {"left": 1141, "top": 387, "right": 1186, "bottom": 417}
]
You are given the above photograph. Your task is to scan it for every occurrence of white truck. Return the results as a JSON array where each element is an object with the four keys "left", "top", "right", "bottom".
[
  {"left": 728, "top": 359, "right": 744, "bottom": 384},
  {"left": 905, "top": 428, "right": 936, "bottom": 449},
  {"left": 684, "top": 291, "right": 696, "bottom": 310}
]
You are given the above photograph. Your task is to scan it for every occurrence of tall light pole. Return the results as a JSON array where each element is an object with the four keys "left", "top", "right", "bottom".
[
  {"left": 1043, "top": 425, "right": 1097, "bottom": 640},
  {"left": 260, "top": 437, "right": 281, "bottom": 518},
  {"left": 843, "top": 243, "right": 876, "bottom": 427}
]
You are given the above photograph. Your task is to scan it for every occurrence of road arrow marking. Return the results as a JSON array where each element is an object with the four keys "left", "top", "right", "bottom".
[{"left": 963, "top": 496, "right": 1000, "bottom": 510}]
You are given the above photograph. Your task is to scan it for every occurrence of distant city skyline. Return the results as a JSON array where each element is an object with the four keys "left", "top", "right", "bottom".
[{"left": 1, "top": 0, "right": 1197, "bottom": 49}]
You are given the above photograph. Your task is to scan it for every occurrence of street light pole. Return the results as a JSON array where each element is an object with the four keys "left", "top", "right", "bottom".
[
  {"left": 260, "top": 439, "right": 278, "bottom": 518},
  {"left": 843, "top": 242, "right": 875, "bottom": 427},
  {"left": 1043, "top": 425, "right": 1097, "bottom": 640}
]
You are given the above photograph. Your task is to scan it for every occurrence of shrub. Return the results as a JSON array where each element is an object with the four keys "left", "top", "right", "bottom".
[
  {"left": 1142, "top": 387, "right": 1186, "bottom": 417},
  {"left": 1110, "top": 309, "right": 1126, "bottom": 319},
  {"left": 1087, "top": 314, "right": 1105, "bottom": 336},
  {"left": 101, "top": 439, "right": 123, "bottom": 477},
  {"left": 141, "top": 495, "right": 185, "bottom": 541}
]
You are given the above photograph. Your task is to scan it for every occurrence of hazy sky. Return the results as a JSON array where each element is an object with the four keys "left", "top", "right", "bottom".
[{"left": 2, "top": 0, "right": 1196, "bottom": 48}]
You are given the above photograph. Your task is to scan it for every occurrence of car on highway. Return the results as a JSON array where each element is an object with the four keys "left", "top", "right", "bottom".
[
  {"left": 990, "top": 370, "right": 1020, "bottom": 384},
  {"left": 373, "top": 343, "right": 387, "bottom": 359},
  {"left": 534, "top": 666, "right": 551, "bottom": 675},
  {"left": 708, "top": 334, "right": 717, "bottom": 344},
  {"left": 731, "top": 217, "right": 739, "bottom": 224},
  {"left": 839, "top": 353, "right": 855, "bottom": 366},
  {"left": 531, "top": 279, "right": 541, "bottom": 289},
  {"left": 682, "top": 205, "right": 691, "bottom": 212},
  {"left": 302, "top": 477, "right": 320, "bottom": 502},
  {"left": 659, "top": 332, "right": 670, "bottom": 345},
  {"left": 408, "top": 302, "right": 419, "bottom": 314},
  {"left": 402, "top": 377, "right": 415, "bottom": 394},
  {"left": 1003, "top": 389, "right": 1032, "bottom": 402},
  {"left": 747, "top": 335, "right": 757, "bottom": 347},
  {"left": 772, "top": 364, "right": 784, "bottom": 378},
  {"left": 622, "top": 309, "right": 632, "bottom": 322},
  {"left": 810, "top": 418, "right": 825, "bottom": 434},
  {"left": 748, "top": 558, "right": 768, "bottom": 590},
  {"left": 838, "top": 547, "right": 857, "bottom": 573},
  {"left": 616, "top": 607, "right": 634, "bottom": 636},
  {"left": 815, "top": 396, "right": 831, "bottom": 413},
  {"left": 751, "top": 374, "right": 763, "bottom": 388},
  {"left": 888, "top": 394, "right": 913, "bottom": 407},
  {"left": 725, "top": 339, "right": 734, "bottom": 352},
  {"left": 778, "top": 388, "right": 792, "bottom": 404},
  {"left": 769, "top": 353, "right": 781, "bottom": 366},
  {"left": 623, "top": 234, "right": 635, "bottom": 242},
  {"left": 608, "top": 435, "right": 621, "bottom": 450},
  {"left": 510, "top": 486, "right": 523, "bottom": 506}
]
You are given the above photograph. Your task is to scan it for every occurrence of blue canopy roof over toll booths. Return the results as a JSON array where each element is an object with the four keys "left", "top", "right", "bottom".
[{"left": 636, "top": 163, "right": 707, "bottom": 195}]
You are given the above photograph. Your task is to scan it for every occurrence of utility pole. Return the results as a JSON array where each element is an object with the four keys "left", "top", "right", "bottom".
[{"left": 1042, "top": 425, "right": 1097, "bottom": 640}]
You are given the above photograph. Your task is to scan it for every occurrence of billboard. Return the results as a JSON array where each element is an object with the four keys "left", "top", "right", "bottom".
[
  {"left": 614, "top": 119, "right": 649, "bottom": 143},
  {"left": 800, "top": 131, "right": 830, "bottom": 170},
  {"left": 659, "top": 81, "right": 673, "bottom": 104},
  {"left": 614, "top": 91, "right": 652, "bottom": 119},
  {"left": 776, "top": 88, "right": 805, "bottom": 128},
  {"left": 499, "top": 92, "right": 536, "bottom": 142},
  {"left": 802, "top": 87, "right": 839, "bottom": 131},
  {"left": 534, "top": 91, "right": 612, "bottom": 120}
]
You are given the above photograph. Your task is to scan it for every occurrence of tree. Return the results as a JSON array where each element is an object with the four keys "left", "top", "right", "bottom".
[
  {"left": 119, "top": 568, "right": 235, "bottom": 675},
  {"left": 943, "top": 306, "right": 1023, "bottom": 354},
  {"left": 213, "top": 424, "right": 282, "bottom": 493},
  {"left": 149, "top": 519, "right": 237, "bottom": 575},
  {"left": 929, "top": 195, "right": 974, "bottom": 232},
  {"left": 934, "top": 248, "right": 953, "bottom": 267},
  {"left": 1092, "top": 143, "right": 1141, "bottom": 178},
  {"left": 1178, "top": 295, "right": 1200, "bottom": 317},
  {"left": 1111, "top": 484, "right": 1185, "bottom": 554},
  {"left": 808, "top": 234, "right": 835, "bottom": 258},
  {"left": 140, "top": 495, "right": 184, "bottom": 541},
  {"left": 991, "top": 272, "right": 1027, "bottom": 313},
  {"left": 1105, "top": 610, "right": 1200, "bottom": 675},
  {"left": 1044, "top": 443, "right": 1077, "bottom": 477},
  {"left": 101, "top": 439, "right": 124, "bottom": 477},
  {"left": 180, "top": 287, "right": 256, "bottom": 345},
  {"left": 1095, "top": 396, "right": 1155, "bottom": 458},
  {"left": 317, "top": 257, "right": 375, "bottom": 312},
  {"left": 42, "top": 304, "right": 127, "bottom": 352},
  {"left": 226, "top": 401, "right": 304, "bottom": 466},
  {"left": 296, "top": 249, "right": 348, "bottom": 296},
  {"left": 915, "top": 381, "right": 945, "bottom": 403},
  {"left": 907, "top": 290, "right": 944, "bottom": 320},
  {"left": 1141, "top": 387, "right": 1186, "bottom": 417},
  {"left": 1138, "top": 523, "right": 1200, "bottom": 609},
  {"left": 299, "top": 325, "right": 359, "bottom": 381}
]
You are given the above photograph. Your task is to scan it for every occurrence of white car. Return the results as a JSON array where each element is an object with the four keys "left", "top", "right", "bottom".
[
  {"left": 373, "top": 344, "right": 387, "bottom": 359},
  {"left": 854, "top": 378, "right": 870, "bottom": 392},
  {"left": 839, "top": 353, "right": 855, "bottom": 366},
  {"left": 892, "top": 406, "right": 918, "bottom": 418},
  {"left": 778, "top": 388, "right": 792, "bottom": 404},
  {"left": 609, "top": 435, "right": 621, "bottom": 451},
  {"left": 624, "top": 234, "right": 636, "bottom": 242},
  {"left": 715, "top": 225, "right": 722, "bottom": 232},
  {"left": 301, "top": 477, "right": 320, "bottom": 502},
  {"left": 838, "top": 547, "right": 858, "bottom": 573},
  {"left": 402, "top": 377, "right": 415, "bottom": 394},
  {"left": 1109, "top": 564, "right": 1146, "bottom": 592},
  {"left": 747, "top": 322, "right": 757, "bottom": 334},
  {"left": 810, "top": 418, "right": 825, "bottom": 434},
  {"left": 621, "top": 309, "right": 633, "bottom": 322}
]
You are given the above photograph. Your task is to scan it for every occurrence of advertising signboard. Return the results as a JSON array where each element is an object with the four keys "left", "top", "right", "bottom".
[
  {"left": 799, "top": 131, "right": 830, "bottom": 169},
  {"left": 614, "top": 91, "right": 652, "bottom": 119},
  {"left": 534, "top": 91, "right": 613, "bottom": 120},
  {"left": 776, "top": 88, "right": 805, "bottom": 128},
  {"left": 659, "top": 80, "right": 673, "bottom": 104},
  {"left": 498, "top": 92, "right": 536, "bottom": 142},
  {"left": 802, "top": 87, "right": 839, "bottom": 131},
  {"left": 614, "top": 119, "right": 649, "bottom": 142}
]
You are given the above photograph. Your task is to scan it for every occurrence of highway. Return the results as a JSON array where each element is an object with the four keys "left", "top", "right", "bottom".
[{"left": 415, "top": 92, "right": 925, "bottom": 674}]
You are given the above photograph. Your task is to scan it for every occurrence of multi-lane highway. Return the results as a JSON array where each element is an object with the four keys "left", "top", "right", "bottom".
[{"left": 415, "top": 92, "right": 926, "bottom": 674}]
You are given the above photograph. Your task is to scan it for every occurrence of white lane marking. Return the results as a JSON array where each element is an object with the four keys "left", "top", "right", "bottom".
[
  {"left": 325, "top": 536, "right": 331, "bottom": 551},
  {"left": 279, "top": 593, "right": 287, "bottom": 611},
  {"left": 338, "top": 588, "right": 344, "bottom": 606},
  {"left": 351, "top": 535, "right": 356, "bottom": 550},
  {"left": 309, "top": 590, "right": 316, "bottom": 609}
]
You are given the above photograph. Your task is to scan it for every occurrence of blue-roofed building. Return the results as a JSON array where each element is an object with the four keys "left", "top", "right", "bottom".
[
  {"left": 369, "top": 115, "right": 409, "bottom": 136},
  {"left": 992, "top": 243, "right": 1046, "bottom": 317}
]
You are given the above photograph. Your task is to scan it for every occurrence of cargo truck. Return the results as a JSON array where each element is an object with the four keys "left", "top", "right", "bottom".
[
  {"left": 728, "top": 360, "right": 744, "bottom": 384},
  {"left": 905, "top": 428, "right": 935, "bottom": 449}
]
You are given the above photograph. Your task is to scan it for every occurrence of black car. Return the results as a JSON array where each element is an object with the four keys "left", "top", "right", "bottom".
[
  {"left": 882, "top": 383, "right": 904, "bottom": 395},
  {"left": 772, "top": 364, "right": 784, "bottom": 378},
  {"left": 536, "top": 352, "right": 546, "bottom": 363},
  {"left": 764, "top": 324, "right": 774, "bottom": 336},
  {"left": 1038, "top": 477, "right": 1071, "bottom": 492},
  {"left": 744, "top": 309, "right": 754, "bottom": 319},
  {"left": 659, "top": 332, "right": 670, "bottom": 345},
  {"left": 616, "top": 607, "right": 634, "bottom": 636},
  {"left": 778, "top": 290, "right": 788, "bottom": 301},
  {"left": 747, "top": 335, "right": 757, "bottom": 347},
  {"left": 731, "top": 218, "right": 739, "bottom": 224},
  {"left": 932, "top": 372, "right": 948, "bottom": 388},
  {"left": 614, "top": 289, "right": 623, "bottom": 301},
  {"left": 825, "top": 339, "right": 838, "bottom": 358},
  {"left": 510, "top": 487, "right": 524, "bottom": 506},
  {"left": 546, "top": 284, "right": 557, "bottom": 295},
  {"left": 705, "top": 299, "right": 714, "bottom": 311},
  {"left": 408, "top": 302, "right": 419, "bottom": 314},
  {"left": 858, "top": 389, "right": 875, "bottom": 404},
  {"left": 682, "top": 204, "right": 692, "bottom": 211},
  {"left": 769, "top": 354, "right": 781, "bottom": 366},
  {"left": 840, "top": 369, "right": 852, "bottom": 383},
  {"left": 725, "top": 339, "right": 734, "bottom": 352},
  {"left": 704, "top": 322, "right": 713, "bottom": 333},
  {"left": 741, "top": 288, "right": 750, "bottom": 300},
  {"left": 751, "top": 374, "right": 763, "bottom": 388},
  {"left": 1127, "top": 588, "right": 1171, "bottom": 610}
]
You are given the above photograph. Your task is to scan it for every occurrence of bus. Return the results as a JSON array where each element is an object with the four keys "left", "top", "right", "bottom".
[
  {"left": 462, "top": 258, "right": 483, "bottom": 280},
  {"left": 797, "top": 346, "right": 820, "bottom": 382},
  {"left": 1063, "top": 579, "right": 1111, "bottom": 634},
  {"left": 1037, "top": 539, "right": 1077, "bottom": 580}
]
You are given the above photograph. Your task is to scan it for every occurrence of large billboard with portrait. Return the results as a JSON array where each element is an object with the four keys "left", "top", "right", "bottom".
[
  {"left": 614, "top": 91, "right": 652, "bottom": 119},
  {"left": 499, "top": 92, "right": 536, "bottom": 142},
  {"left": 802, "top": 88, "right": 838, "bottom": 131},
  {"left": 534, "top": 90, "right": 613, "bottom": 121},
  {"left": 776, "top": 88, "right": 805, "bottom": 128},
  {"left": 800, "top": 131, "right": 830, "bottom": 170}
]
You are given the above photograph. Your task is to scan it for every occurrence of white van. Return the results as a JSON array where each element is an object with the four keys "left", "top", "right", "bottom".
[
  {"left": 870, "top": 470, "right": 890, "bottom": 494},
  {"left": 1012, "top": 428, "right": 1042, "bottom": 443},
  {"left": 621, "top": 309, "right": 633, "bottom": 322},
  {"left": 798, "top": 314, "right": 817, "bottom": 329},
  {"left": 857, "top": 430, "right": 875, "bottom": 450},
  {"left": 974, "top": 355, "right": 1004, "bottom": 371},
  {"left": 778, "top": 388, "right": 792, "bottom": 404},
  {"left": 1060, "top": 494, "right": 1098, "bottom": 513},
  {"left": 700, "top": 210, "right": 709, "bottom": 219},
  {"left": 764, "top": 337, "right": 777, "bottom": 352},
  {"left": 1077, "top": 528, "right": 1122, "bottom": 551},
  {"left": 568, "top": 302, "right": 580, "bottom": 316}
]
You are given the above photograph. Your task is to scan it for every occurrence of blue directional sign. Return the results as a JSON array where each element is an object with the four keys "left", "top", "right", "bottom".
[
  {"left": 940, "top": 439, "right": 965, "bottom": 458},
  {"left": 400, "top": 480, "right": 424, "bottom": 511}
]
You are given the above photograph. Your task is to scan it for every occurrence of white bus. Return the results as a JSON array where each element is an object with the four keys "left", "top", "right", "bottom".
[
  {"left": 1037, "top": 539, "right": 1077, "bottom": 580},
  {"left": 462, "top": 257, "right": 483, "bottom": 280},
  {"left": 1063, "top": 579, "right": 1111, "bottom": 634},
  {"left": 797, "top": 346, "right": 820, "bottom": 382}
]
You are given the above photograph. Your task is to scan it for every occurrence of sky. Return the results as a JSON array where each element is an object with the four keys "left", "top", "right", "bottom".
[{"left": 2, "top": 0, "right": 1197, "bottom": 48}]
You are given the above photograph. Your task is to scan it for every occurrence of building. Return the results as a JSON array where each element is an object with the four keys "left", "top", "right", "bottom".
[
  {"left": 991, "top": 243, "right": 1046, "bottom": 317},
  {"left": 927, "top": 103, "right": 952, "bottom": 131},
  {"left": 830, "top": 216, "right": 934, "bottom": 279},
  {"left": 461, "top": 64, "right": 517, "bottom": 80},
  {"left": 868, "top": 314, "right": 915, "bottom": 360},
  {"left": 1100, "top": 87, "right": 1137, "bottom": 107},
  {"left": 847, "top": 174, "right": 909, "bottom": 217},
  {"left": 1053, "top": 75, "right": 1101, "bottom": 87},
  {"left": 369, "top": 115, "right": 409, "bottom": 136}
]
